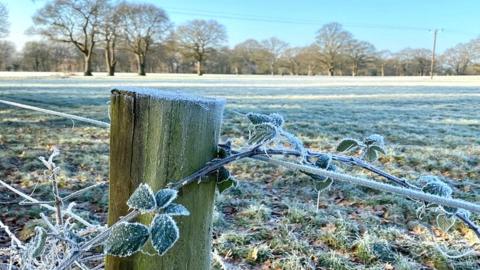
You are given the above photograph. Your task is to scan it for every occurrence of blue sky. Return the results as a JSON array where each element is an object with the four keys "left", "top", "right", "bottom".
[{"left": 4, "top": 0, "right": 479, "bottom": 52}]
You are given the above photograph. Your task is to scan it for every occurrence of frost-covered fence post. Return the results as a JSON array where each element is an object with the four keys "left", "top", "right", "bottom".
[{"left": 106, "top": 88, "right": 225, "bottom": 270}]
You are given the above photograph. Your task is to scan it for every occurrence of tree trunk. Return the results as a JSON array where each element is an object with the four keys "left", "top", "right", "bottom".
[
  {"left": 106, "top": 88, "right": 225, "bottom": 270},
  {"left": 352, "top": 63, "right": 357, "bottom": 76},
  {"left": 196, "top": 61, "right": 203, "bottom": 76},
  {"left": 84, "top": 54, "right": 93, "bottom": 76},
  {"left": 105, "top": 44, "right": 116, "bottom": 76},
  {"left": 307, "top": 65, "right": 313, "bottom": 76},
  {"left": 328, "top": 67, "right": 334, "bottom": 76},
  {"left": 136, "top": 54, "right": 146, "bottom": 76},
  {"left": 381, "top": 64, "right": 385, "bottom": 76}
]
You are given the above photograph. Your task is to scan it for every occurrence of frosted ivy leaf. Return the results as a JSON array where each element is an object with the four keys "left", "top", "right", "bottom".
[
  {"left": 29, "top": 227, "right": 47, "bottom": 258},
  {"left": 155, "top": 189, "right": 178, "bottom": 209},
  {"left": 247, "top": 112, "right": 284, "bottom": 127},
  {"left": 127, "top": 183, "right": 156, "bottom": 213},
  {"left": 315, "top": 154, "right": 332, "bottom": 169},
  {"left": 218, "top": 147, "right": 230, "bottom": 159},
  {"left": 364, "top": 134, "right": 385, "bottom": 147},
  {"left": 337, "top": 138, "right": 361, "bottom": 152},
  {"left": 302, "top": 156, "right": 336, "bottom": 187},
  {"left": 104, "top": 222, "right": 149, "bottom": 257},
  {"left": 150, "top": 214, "right": 179, "bottom": 255},
  {"left": 217, "top": 177, "right": 237, "bottom": 193},
  {"left": 364, "top": 147, "right": 379, "bottom": 162},
  {"left": 314, "top": 178, "right": 333, "bottom": 192},
  {"left": 269, "top": 113, "right": 284, "bottom": 127},
  {"left": 280, "top": 131, "right": 305, "bottom": 156},
  {"left": 421, "top": 176, "right": 453, "bottom": 198},
  {"left": 436, "top": 214, "right": 456, "bottom": 232},
  {"left": 248, "top": 123, "right": 277, "bottom": 145},
  {"left": 217, "top": 167, "right": 230, "bottom": 182},
  {"left": 164, "top": 203, "right": 190, "bottom": 216}
]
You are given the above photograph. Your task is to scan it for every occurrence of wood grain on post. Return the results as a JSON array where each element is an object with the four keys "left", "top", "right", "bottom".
[{"left": 106, "top": 88, "right": 225, "bottom": 270}]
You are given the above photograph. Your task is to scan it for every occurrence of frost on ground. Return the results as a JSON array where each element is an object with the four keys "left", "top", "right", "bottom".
[{"left": 0, "top": 75, "right": 479, "bottom": 269}]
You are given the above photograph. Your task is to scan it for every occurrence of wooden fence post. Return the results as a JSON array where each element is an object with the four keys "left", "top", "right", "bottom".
[{"left": 106, "top": 88, "right": 225, "bottom": 270}]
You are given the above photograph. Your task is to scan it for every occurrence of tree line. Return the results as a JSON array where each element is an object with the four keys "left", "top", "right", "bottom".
[{"left": 0, "top": 0, "right": 479, "bottom": 76}]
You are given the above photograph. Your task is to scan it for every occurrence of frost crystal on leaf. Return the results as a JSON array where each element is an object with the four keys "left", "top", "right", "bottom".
[
  {"left": 127, "top": 183, "right": 156, "bottom": 213},
  {"left": 150, "top": 214, "right": 179, "bottom": 256},
  {"left": 29, "top": 227, "right": 47, "bottom": 258},
  {"left": 155, "top": 189, "right": 178, "bottom": 209},
  {"left": 364, "top": 134, "right": 385, "bottom": 147},
  {"left": 421, "top": 176, "right": 453, "bottom": 198},
  {"left": 280, "top": 131, "right": 306, "bottom": 157},
  {"left": 315, "top": 154, "right": 332, "bottom": 169},
  {"left": 436, "top": 214, "right": 456, "bottom": 232},
  {"left": 246, "top": 112, "right": 284, "bottom": 127},
  {"left": 163, "top": 203, "right": 190, "bottom": 216},
  {"left": 248, "top": 123, "right": 277, "bottom": 145},
  {"left": 104, "top": 222, "right": 149, "bottom": 257}
]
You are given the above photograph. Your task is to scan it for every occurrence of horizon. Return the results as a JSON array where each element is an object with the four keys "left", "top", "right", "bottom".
[{"left": 3, "top": 0, "right": 480, "bottom": 53}]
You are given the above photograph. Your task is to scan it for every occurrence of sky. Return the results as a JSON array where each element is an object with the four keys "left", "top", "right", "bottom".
[{"left": 3, "top": 0, "right": 479, "bottom": 53}]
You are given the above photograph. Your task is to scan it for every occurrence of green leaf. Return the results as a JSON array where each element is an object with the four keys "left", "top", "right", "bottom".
[
  {"left": 436, "top": 214, "right": 456, "bottom": 232},
  {"left": 104, "top": 222, "right": 149, "bottom": 257},
  {"left": 150, "top": 214, "right": 179, "bottom": 256},
  {"left": 217, "top": 177, "right": 237, "bottom": 193},
  {"left": 127, "top": 183, "right": 156, "bottom": 213},
  {"left": 29, "top": 227, "right": 47, "bottom": 258},
  {"left": 369, "top": 145, "right": 386, "bottom": 155},
  {"left": 248, "top": 123, "right": 277, "bottom": 145},
  {"left": 163, "top": 203, "right": 190, "bottom": 216},
  {"left": 364, "top": 147, "right": 378, "bottom": 161},
  {"left": 217, "top": 148, "right": 230, "bottom": 159},
  {"left": 314, "top": 178, "right": 333, "bottom": 192},
  {"left": 217, "top": 167, "right": 230, "bottom": 182},
  {"left": 337, "top": 138, "right": 360, "bottom": 152},
  {"left": 155, "top": 189, "right": 178, "bottom": 209}
]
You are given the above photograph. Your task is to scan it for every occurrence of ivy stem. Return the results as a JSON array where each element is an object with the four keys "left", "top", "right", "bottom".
[{"left": 219, "top": 144, "right": 480, "bottom": 239}]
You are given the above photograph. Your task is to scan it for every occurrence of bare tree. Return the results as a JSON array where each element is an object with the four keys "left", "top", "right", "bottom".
[
  {"left": 346, "top": 40, "right": 376, "bottom": 76},
  {"left": 117, "top": 2, "right": 170, "bottom": 76},
  {"left": 0, "top": 40, "right": 16, "bottom": 70},
  {"left": 295, "top": 45, "right": 321, "bottom": 76},
  {"left": 441, "top": 43, "right": 472, "bottom": 75},
  {"left": 315, "top": 22, "right": 353, "bottom": 76},
  {"left": 32, "top": 0, "right": 108, "bottom": 76},
  {"left": 176, "top": 19, "right": 227, "bottom": 75},
  {"left": 231, "top": 39, "right": 266, "bottom": 74},
  {"left": 261, "top": 37, "right": 288, "bottom": 75},
  {"left": 100, "top": 2, "right": 121, "bottom": 76},
  {"left": 22, "top": 41, "right": 52, "bottom": 71},
  {"left": 0, "top": 2, "right": 9, "bottom": 38}
]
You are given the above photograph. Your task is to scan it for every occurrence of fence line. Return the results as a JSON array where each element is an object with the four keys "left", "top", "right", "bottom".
[
  {"left": 2, "top": 99, "right": 480, "bottom": 215},
  {"left": 0, "top": 99, "right": 110, "bottom": 128}
]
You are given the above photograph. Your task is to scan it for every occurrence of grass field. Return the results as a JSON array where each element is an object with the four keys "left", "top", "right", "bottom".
[{"left": 0, "top": 73, "right": 479, "bottom": 269}]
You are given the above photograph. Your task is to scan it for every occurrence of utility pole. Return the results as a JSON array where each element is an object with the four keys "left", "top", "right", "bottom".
[{"left": 430, "top": 29, "right": 439, "bottom": 79}]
